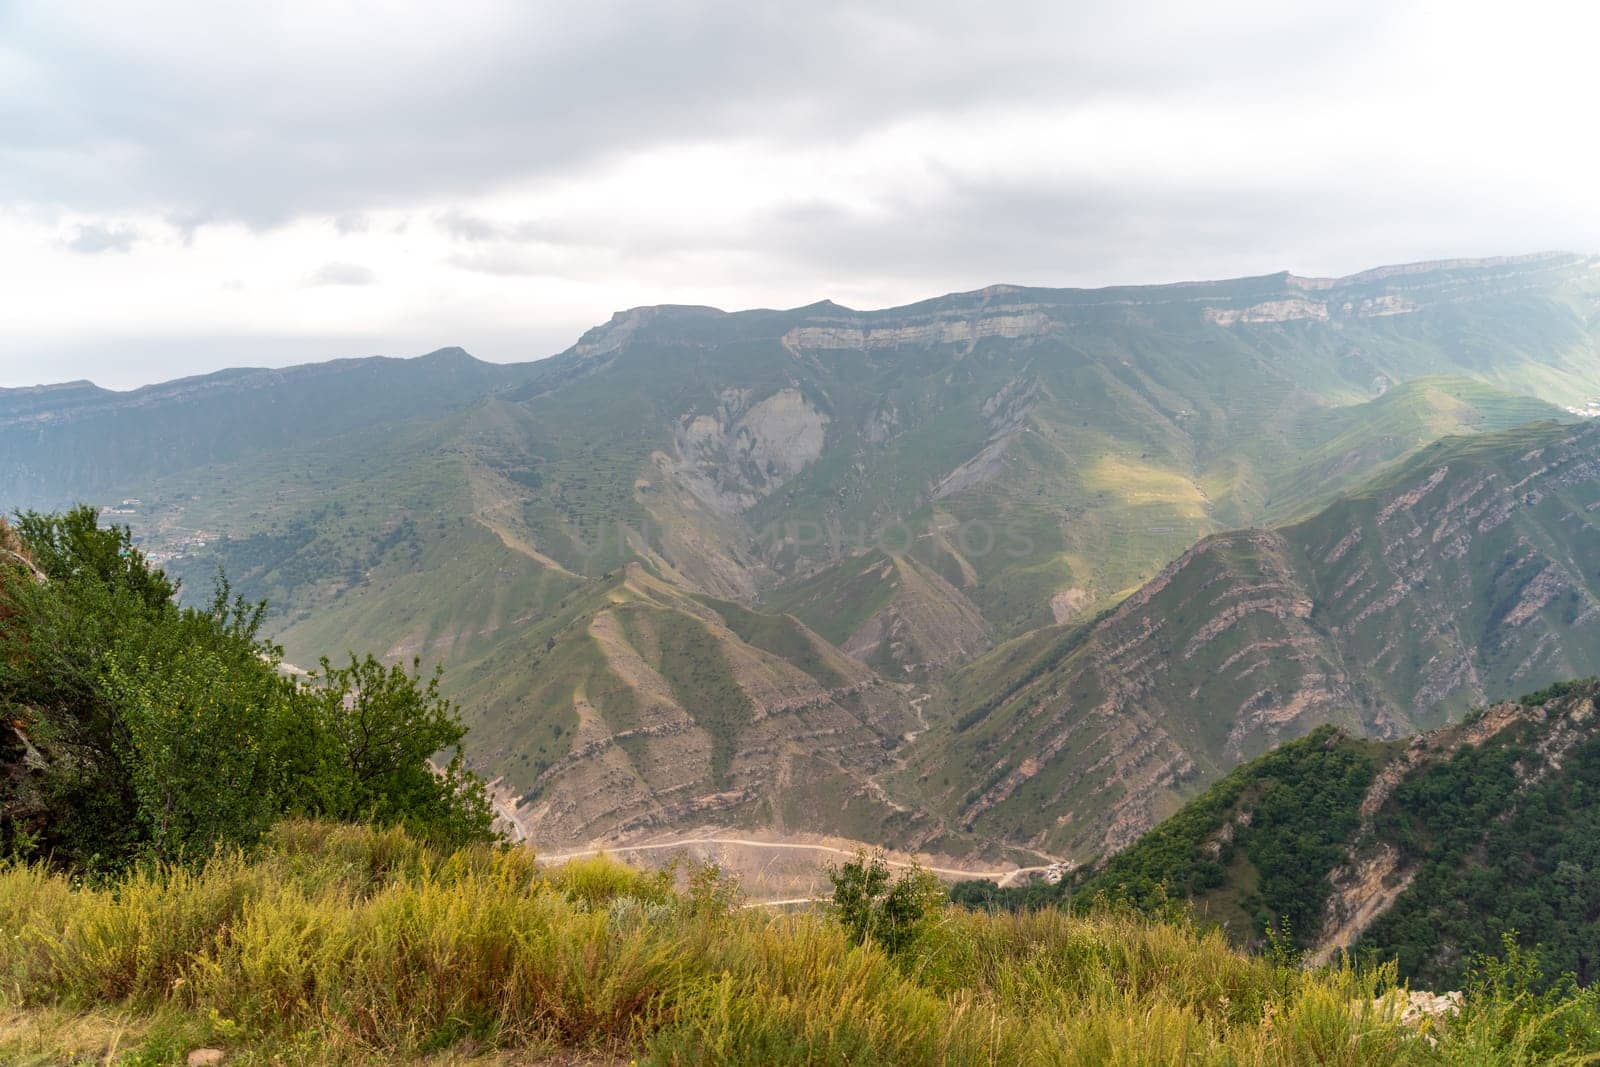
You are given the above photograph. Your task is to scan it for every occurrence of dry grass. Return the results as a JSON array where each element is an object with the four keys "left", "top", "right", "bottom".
[{"left": 0, "top": 821, "right": 1593, "bottom": 1064}]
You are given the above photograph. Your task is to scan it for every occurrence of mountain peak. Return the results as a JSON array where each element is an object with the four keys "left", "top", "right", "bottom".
[
  {"left": 415, "top": 346, "right": 481, "bottom": 364},
  {"left": 796, "top": 298, "right": 853, "bottom": 313},
  {"left": 571, "top": 304, "right": 728, "bottom": 359}
]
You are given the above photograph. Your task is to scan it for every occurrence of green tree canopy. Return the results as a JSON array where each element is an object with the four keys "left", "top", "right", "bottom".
[{"left": 0, "top": 506, "right": 492, "bottom": 870}]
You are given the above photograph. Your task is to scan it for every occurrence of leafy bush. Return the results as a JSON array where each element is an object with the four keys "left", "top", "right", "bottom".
[
  {"left": 0, "top": 507, "right": 492, "bottom": 870},
  {"left": 827, "top": 850, "right": 945, "bottom": 956}
]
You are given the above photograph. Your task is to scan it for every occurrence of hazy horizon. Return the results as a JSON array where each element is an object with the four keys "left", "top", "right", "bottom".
[{"left": 12, "top": 248, "right": 1591, "bottom": 392}]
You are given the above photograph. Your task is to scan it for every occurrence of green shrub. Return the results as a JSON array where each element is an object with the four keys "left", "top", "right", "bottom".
[
  {"left": 0, "top": 507, "right": 492, "bottom": 871},
  {"left": 827, "top": 851, "right": 946, "bottom": 957}
]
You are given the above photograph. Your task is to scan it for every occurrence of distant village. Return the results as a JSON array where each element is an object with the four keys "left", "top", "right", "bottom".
[{"left": 98, "top": 499, "right": 212, "bottom": 564}]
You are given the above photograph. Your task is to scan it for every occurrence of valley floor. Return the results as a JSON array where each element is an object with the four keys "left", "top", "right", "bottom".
[{"left": 527, "top": 830, "right": 1064, "bottom": 902}]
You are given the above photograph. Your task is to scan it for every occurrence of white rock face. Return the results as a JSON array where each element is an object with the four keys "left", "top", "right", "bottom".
[
  {"left": 1205, "top": 299, "right": 1331, "bottom": 326},
  {"left": 668, "top": 387, "right": 831, "bottom": 514},
  {"left": 782, "top": 311, "right": 1051, "bottom": 350},
  {"left": 735, "top": 388, "right": 829, "bottom": 482},
  {"left": 1371, "top": 989, "right": 1463, "bottom": 1028},
  {"left": 1205, "top": 292, "right": 1423, "bottom": 326}
]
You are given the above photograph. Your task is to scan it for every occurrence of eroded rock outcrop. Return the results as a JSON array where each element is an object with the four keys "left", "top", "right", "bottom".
[
  {"left": 932, "top": 419, "right": 1600, "bottom": 861},
  {"left": 1310, "top": 692, "right": 1600, "bottom": 963},
  {"left": 508, "top": 565, "right": 923, "bottom": 848}
]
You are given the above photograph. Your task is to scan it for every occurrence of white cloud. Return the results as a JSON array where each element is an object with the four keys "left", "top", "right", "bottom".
[
  {"left": 2, "top": 0, "right": 1599, "bottom": 387},
  {"left": 304, "top": 262, "right": 377, "bottom": 287},
  {"left": 63, "top": 221, "right": 139, "bottom": 254}
]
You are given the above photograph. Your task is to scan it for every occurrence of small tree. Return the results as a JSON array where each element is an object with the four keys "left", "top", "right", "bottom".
[
  {"left": 13, "top": 507, "right": 175, "bottom": 611},
  {"left": 827, "top": 850, "right": 945, "bottom": 956},
  {"left": 305, "top": 654, "right": 493, "bottom": 847},
  {"left": 102, "top": 645, "right": 298, "bottom": 861}
]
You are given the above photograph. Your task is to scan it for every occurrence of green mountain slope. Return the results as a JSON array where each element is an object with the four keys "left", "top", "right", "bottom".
[
  {"left": 1070, "top": 680, "right": 1600, "bottom": 989},
  {"left": 440, "top": 563, "right": 936, "bottom": 849},
  {"left": 909, "top": 419, "right": 1600, "bottom": 861},
  {"left": 0, "top": 348, "right": 537, "bottom": 508},
  {"left": 16, "top": 255, "right": 1596, "bottom": 631},
  {"left": 6, "top": 253, "right": 1600, "bottom": 851}
]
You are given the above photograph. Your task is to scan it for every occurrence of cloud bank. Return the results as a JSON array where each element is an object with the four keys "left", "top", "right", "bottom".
[{"left": 2, "top": 0, "right": 1598, "bottom": 386}]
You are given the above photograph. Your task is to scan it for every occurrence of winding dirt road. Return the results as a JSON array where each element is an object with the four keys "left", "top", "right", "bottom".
[{"left": 534, "top": 835, "right": 1061, "bottom": 888}]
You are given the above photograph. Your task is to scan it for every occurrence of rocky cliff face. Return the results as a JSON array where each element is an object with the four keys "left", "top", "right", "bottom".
[{"left": 917, "top": 420, "right": 1600, "bottom": 860}]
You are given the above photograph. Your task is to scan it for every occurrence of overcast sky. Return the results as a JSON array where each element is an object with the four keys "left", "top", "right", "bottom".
[{"left": 4, "top": 1, "right": 1599, "bottom": 389}]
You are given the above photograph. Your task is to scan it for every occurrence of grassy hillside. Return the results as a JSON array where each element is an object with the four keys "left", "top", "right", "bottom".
[
  {"left": 909, "top": 419, "right": 1600, "bottom": 861},
  {"left": 971, "top": 682, "right": 1600, "bottom": 993},
  {"left": 5, "top": 819, "right": 1600, "bottom": 1065},
  {"left": 0, "top": 348, "right": 537, "bottom": 509},
  {"left": 1259, "top": 375, "right": 1572, "bottom": 522}
]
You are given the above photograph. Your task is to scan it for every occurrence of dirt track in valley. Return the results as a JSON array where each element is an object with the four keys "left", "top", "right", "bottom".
[{"left": 533, "top": 835, "right": 1061, "bottom": 892}]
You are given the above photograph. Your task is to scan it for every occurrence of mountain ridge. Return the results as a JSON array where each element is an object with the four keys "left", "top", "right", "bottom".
[
  {"left": 12, "top": 251, "right": 1593, "bottom": 400},
  {"left": 582, "top": 250, "right": 1593, "bottom": 326},
  {"left": 0, "top": 346, "right": 495, "bottom": 420},
  {"left": 7, "top": 251, "right": 1600, "bottom": 862}
]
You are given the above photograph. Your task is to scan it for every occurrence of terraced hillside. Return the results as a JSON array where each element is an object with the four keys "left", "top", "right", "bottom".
[
  {"left": 5, "top": 253, "right": 1600, "bottom": 851},
  {"left": 912, "top": 420, "right": 1600, "bottom": 861},
  {"left": 446, "top": 563, "right": 939, "bottom": 849}
]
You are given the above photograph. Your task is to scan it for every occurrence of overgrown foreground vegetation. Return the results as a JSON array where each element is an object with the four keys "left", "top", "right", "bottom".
[
  {"left": 8, "top": 502, "right": 1600, "bottom": 1063},
  {"left": 1, "top": 823, "right": 1599, "bottom": 1065},
  {"left": 0, "top": 507, "right": 492, "bottom": 872}
]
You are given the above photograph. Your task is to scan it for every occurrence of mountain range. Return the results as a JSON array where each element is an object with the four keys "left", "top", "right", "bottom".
[{"left": 6, "top": 250, "right": 1600, "bottom": 861}]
